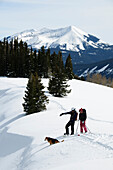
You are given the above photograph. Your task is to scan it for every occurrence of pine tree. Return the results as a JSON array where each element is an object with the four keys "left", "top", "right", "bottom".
[
  {"left": 29, "top": 47, "right": 35, "bottom": 75},
  {"left": 48, "top": 65, "right": 71, "bottom": 97},
  {"left": 65, "top": 54, "right": 74, "bottom": 79},
  {"left": 50, "top": 51, "right": 58, "bottom": 73},
  {"left": 9, "top": 39, "right": 15, "bottom": 77},
  {"left": 23, "top": 72, "right": 49, "bottom": 115},
  {"left": 39, "top": 46, "right": 46, "bottom": 77},
  {"left": 33, "top": 49, "right": 38, "bottom": 74},
  {"left": 0, "top": 41, "right": 5, "bottom": 76},
  {"left": 45, "top": 48, "right": 51, "bottom": 77},
  {"left": 37, "top": 49, "right": 42, "bottom": 77},
  {"left": 3, "top": 38, "right": 7, "bottom": 76},
  {"left": 24, "top": 42, "right": 30, "bottom": 77},
  {"left": 14, "top": 38, "right": 19, "bottom": 77}
]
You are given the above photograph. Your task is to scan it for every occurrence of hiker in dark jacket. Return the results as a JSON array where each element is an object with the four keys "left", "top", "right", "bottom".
[
  {"left": 79, "top": 108, "right": 87, "bottom": 133},
  {"left": 60, "top": 108, "right": 78, "bottom": 135}
]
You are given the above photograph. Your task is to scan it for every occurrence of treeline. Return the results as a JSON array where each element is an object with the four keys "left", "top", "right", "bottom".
[
  {"left": 0, "top": 38, "right": 30, "bottom": 77},
  {"left": 0, "top": 38, "right": 75, "bottom": 79},
  {"left": 87, "top": 73, "right": 113, "bottom": 88}
]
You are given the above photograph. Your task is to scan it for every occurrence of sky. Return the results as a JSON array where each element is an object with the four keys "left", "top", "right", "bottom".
[{"left": 0, "top": 0, "right": 113, "bottom": 44}]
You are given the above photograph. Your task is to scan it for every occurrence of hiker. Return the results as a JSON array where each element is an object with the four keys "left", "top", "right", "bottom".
[
  {"left": 60, "top": 108, "right": 78, "bottom": 135},
  {"left": 79, "top": 108, "right": 87, "bottom": 133}
]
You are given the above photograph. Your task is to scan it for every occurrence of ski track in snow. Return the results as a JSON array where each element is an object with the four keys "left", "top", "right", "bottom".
[
  {"left": 89, "top": 117, "right": 113, "bottom": 124},
  {"left": 50, "top": 99, "right": 67, "bottom": 111},
  {"left": 57, "top": 133, "right": 113, "bottom": 153}
]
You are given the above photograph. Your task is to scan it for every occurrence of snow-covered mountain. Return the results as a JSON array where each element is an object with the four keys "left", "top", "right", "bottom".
[
  {"left": 6, "top": 26, "right": 113, "bottom": 65},
  {"left": 7, "top": 26, "right": 107, "bottom": 52},
  {"left": 5, "top": 26, "right": 113, "bottom": 78},
  {"left": 75, "top": 58, "right": 113, "bottom": 78},
  {"left": 0, "top": 78, "right": 113, "bottom": 170}
]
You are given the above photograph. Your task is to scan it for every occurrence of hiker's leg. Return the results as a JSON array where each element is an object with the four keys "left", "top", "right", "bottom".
[
  {"left": 83, "top": 121, "right": 87, "bottom": 132},
  {"left": 71, "top": 122, "right": 75, "bottom": 135},
  {"left": 80, "top": 121, "right": 83, "bottom": 133},
  {"left": 65, "top": 121, "right": 71, "bottom": 135}
]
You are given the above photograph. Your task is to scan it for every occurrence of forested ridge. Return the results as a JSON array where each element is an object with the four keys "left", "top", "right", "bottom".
[{"left": 0, "top": 38, "right": 74, "bottom": 79}]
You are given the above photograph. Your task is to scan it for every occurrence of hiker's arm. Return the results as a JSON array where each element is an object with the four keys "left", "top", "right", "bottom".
[
  {"left": 60, "top": 111, "right": 70, "bottom": 116},
  {"left": 60, "top": 113, "right": 64, "bottom": 116}
]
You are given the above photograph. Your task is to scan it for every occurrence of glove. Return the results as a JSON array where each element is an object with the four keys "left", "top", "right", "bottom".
[{"left": 60, "top": 113, "right": 63, "bottom": 116}]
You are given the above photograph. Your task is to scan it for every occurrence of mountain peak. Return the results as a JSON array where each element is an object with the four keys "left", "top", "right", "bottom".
[{"left": 6, "top": 25, "right": 107, "bottom": 52}]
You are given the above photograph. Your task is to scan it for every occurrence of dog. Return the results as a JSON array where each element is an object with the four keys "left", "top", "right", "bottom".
[{"left": 44, "top": 137, "right": 64, "bottom": 145}]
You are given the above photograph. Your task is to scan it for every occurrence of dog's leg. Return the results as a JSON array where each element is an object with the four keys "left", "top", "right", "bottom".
[{"left": 49, "top": 141, "right": 53, "bottom": 145}]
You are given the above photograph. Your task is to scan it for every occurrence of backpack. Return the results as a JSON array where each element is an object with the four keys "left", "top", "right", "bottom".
[{"left": 82, "top": 109, "right": 86, "bottom": 114}]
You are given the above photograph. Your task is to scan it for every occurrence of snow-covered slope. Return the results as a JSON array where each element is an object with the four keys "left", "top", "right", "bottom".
[
  {"left": 0, "top": 78, "right": 113, "bottom": 170},
  {"left": 7, "top": 26, "right": 107, "bottom": 52}
]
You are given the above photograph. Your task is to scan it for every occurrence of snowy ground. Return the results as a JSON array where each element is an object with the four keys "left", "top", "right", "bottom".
[{"left": 0, "top": 78, "right": 113, "bottom": 170}]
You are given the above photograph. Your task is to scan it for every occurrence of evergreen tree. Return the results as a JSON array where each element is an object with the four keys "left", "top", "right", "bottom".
[
  {"left": 45, "top": 48, "right": 51, "bottom": 77},
  {"left": 23, "top": 72, "right": 49, "bottom": 115},
  {"left": 3, "top": 38, "right": 7, "bottom": 76},
  {"left": 0, "top": 41, "right": 4, "bottom": 76},
  {"left": 40, "top": 46, "right": 50, "bottom": 78},
  {"left": 37, "top": 46, "right": 51, "bottom": 78},
  {"left": 65, "top": 54, "right": 74, "bottom": 79},
  {"left": 48, "top": 65, "right": 71, "bottom": 97},
  {"left": 33, "top": 49, "right": 38, "bottom": 74},
  {"left": 13, "top": 38, "right": 19, "bottom": 77},
  {"left": 28, "top": 47, "right": 35, "bottom": 75},
  {"left": 50, "top": 51, "right": 58, "bottom": 73},
  {"left": 37, "top": 49, "right": 42, "bottom": 77},
  {"left": 39, "top": 46, "right": 46, "bottom": 77},
  {"left": 23, "top": 42, "right": 30, "bottom": 77},
  {"left": 8, "top": 39, "right": 15, "bottom": 77},
  {"left": 18, "top": 40, "right": 24, "bottom": 77},
  {"left": 57, "top": 51, "right": 65, "bottom": 74}
]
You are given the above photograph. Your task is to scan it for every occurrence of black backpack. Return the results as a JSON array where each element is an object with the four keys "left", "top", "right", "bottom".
[{"left": 82, "top": 109, "right": 86, "bottom": 114}]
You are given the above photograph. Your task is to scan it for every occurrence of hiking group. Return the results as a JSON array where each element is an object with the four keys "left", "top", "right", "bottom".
[{"left": 60, "top": 107, "right": 87, "bottom": 135}]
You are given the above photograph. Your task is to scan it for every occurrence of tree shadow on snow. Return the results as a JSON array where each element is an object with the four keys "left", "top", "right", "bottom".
[{"left": 0, "top": 127, "right": 33, "bottom": 157}]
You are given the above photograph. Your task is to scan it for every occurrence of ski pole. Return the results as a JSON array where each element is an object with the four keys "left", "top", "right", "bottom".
[
  {"left": 86, "top": 125, "right": 91, "bottom": 134},
  {"left": 76, "top": 120, "right": 79, "bottom": 134}
]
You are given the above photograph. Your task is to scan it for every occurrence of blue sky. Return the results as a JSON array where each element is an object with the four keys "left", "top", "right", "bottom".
[{"left": 0, "top": 0, "right": 113, "bottom": 44}]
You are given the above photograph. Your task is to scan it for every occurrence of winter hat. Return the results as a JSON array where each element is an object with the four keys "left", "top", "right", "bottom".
[
  {"left": 71, "top": 107, "right": 75, "bottom": 111},
  {"left": 79, "top": 108, "right": 83, "bottom": 112}
]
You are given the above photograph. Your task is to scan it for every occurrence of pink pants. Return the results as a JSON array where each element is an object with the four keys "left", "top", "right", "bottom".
[{"left": 80, "top": 121, "right": 87, "bottom": 133}]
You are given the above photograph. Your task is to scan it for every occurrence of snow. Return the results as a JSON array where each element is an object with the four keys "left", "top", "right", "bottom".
[
  {"left": 97, "top": 64, "right": 109, "bottom": 73},
  {"left": 80, "top": 68, "right": 89, "bottom": 77},
  {"left": 6, "top": 25, "right": 107, "bottom": 52},
  {"left": 106, "top": 68, "right": 113, "bottom": 74},
  {"left": 0, "top": 78, "right": 113, "bottom": 170},
  {"left": 89, "top": 66, "right": 98, "bottom": 74}
]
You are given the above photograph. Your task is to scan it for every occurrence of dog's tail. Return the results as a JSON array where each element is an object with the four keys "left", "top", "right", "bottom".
[{"left": 61, "top": 140, "right": 64, "bottom": 142}]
